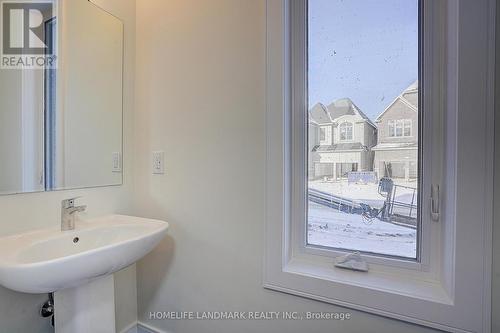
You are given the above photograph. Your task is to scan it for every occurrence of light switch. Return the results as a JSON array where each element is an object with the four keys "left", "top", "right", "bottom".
[
  {"left": 112, "top": 152, "right": 122, "bottom": 172},
  {"left": 152, "top": 151, "right": 165, "bottom": 174}
]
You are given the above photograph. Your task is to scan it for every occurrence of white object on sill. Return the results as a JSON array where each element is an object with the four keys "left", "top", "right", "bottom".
[{"left": 334, "top": 252, "right": 369, "bottom": 272}]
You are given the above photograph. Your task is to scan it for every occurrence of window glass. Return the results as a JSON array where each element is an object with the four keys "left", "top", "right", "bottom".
[
  {"left": 307, "top": 0, "right": 419, "bottom": 259},
  {"left": 395, "top": 121, "right": 403, "bottom": 137},
  {"left": 320, "top": 126, "right": 332, "bottom": 145},
  {"left": 339, "top": 123, "right": 353, "bottom": 141},
  {"left": 404, "top": 120, "right": 412, "bottom": 136},
  {"left": 388, "top": 120, "right": 395, "bottom": 137},
  {"left": 320, "top": 128, "right": 326, "bottom": 141}
]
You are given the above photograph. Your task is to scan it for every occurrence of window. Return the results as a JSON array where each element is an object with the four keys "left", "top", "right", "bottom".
[
  {"left": 319, "top": 127, "right": 325, "bottom": 141},
  {"left": 307, "top": 0, "right": 419, "bottom": 259},
  {"left": 404, "top": 119, "right": 412, "bottom": 136},
  {"left": 389, "top": 119, "right": 412, "bottom": 137},
  {"left": 265, "top": 0, "right": 493, "bottom": 331},
  {"left": 395, "top": 120, "right": 403, "bottom": 136},
  {"left": 319, "top": 125, "right": 332, "bottom": 145},
  {"left": 388, "top": 120, "right": 395, "bottom": 137},
  {"left": 339, "top": 122, "right": 352, "bottom": 141}
]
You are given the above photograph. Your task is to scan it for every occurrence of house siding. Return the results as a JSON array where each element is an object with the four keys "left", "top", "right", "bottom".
[
  {"left": 363, "top": 121, "right": 377, "bottom": 148},
  {"left": 373, "top": 84, "right": 419, "bottom": 180},
  {"left": 377, "top": 99, "right": 418, "bottom": 144}
]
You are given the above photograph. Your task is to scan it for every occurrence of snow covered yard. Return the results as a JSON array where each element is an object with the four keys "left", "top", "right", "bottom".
[
  {"left": 308, "top": 179, "right": 418, "bottom": 209},
  {"left": 308, "top": 202, "right": 417, "bottom": 258}
]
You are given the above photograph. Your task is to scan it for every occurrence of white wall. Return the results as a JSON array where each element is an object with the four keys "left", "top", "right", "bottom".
[
  {"left": 132, "top": 1, "right": 443, "bottom": 332},
  {"left": 0, "top": 0, "right": 136, "bottom": 332}
]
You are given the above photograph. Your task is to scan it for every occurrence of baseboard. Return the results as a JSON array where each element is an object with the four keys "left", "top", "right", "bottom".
[
  {"left": 121, "top": 321, "right": 170, "bottom": 333},
  {"left": 119, "top": 321, "right": 138, "bottom": 333},
  {"left": 138, "top": 322, "right": 169, "bottom": 333}
]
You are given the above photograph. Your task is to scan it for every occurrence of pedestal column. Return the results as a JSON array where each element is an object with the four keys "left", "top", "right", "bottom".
[{"left": 54, "top": 275, "right": 116, "bottom": 333}]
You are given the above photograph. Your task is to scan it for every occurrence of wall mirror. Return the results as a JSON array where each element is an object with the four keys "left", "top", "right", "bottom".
[{"left": 0, "top": 0, "right": 123, "bottom": 195}]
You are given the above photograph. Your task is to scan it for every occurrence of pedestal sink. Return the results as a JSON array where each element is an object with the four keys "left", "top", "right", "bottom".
[{"left": 0, "top": 215, "right": 169, "bottom": 332}]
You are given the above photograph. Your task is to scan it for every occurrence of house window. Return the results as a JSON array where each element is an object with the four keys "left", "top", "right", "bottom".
[
  {"left": 395, "top": 120, "right": 403, "bottom": 136},
  {"left": 404, "top": 119, "right": 412, "bottom": 136},
  {"left": 388, "top": 120, "right": 395, "bottom": 137},
  {"left": 339, "top": 122, "right": 353, "bottom": 141},
  {"left": 319, "top": 128, "right": 326, "bottom": 141},
  {"left": 265, "top": 0, "right": 493, "bottom": 331},
  {"left": 389, "top": 119, "right": 412, "bottom": 137},
  {"left": 319, "top": 126, "right": 332, "bottom": 145}
]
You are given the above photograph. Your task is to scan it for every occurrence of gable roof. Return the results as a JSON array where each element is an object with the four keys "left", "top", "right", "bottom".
[
  {"left": 375, "top": 81, "right": 419, "bottom": 122},
  {"left": 310, "top": 98, "right": 376, "bottom": 129}
]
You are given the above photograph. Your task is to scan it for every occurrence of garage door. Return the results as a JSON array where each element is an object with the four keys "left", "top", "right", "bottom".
[
  {"left": 336, "top": 163, "right": 358, "bottom": 179},
  {"left": 314, "top": 163, "right": 334, "bottom": 178},
  {"left": 382, "top": 162, "right": 406, "bottom": 179}
]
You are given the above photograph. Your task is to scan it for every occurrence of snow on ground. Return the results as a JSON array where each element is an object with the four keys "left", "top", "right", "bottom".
[
  {"left": 308, "top": 202, "right": 417, "bottom": 258},
  {"left": 309, "top": 179, "right": 418, "bottom": 209}
]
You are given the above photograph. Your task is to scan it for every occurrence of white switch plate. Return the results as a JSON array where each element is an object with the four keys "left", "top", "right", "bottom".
[
  {"left": 112, "top": 152, "right": 122, "bottom": 172},
  {"left": 152, "top": 151, "right": 165, "bottom": 174}
]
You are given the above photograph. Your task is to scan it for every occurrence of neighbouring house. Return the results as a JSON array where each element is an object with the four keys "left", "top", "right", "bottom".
[
  {"left": 373, "top": 81, "right": 418, "bottom": 180},
  {"left": 309, "top": 98, "right": 377, "bottom": 180}
]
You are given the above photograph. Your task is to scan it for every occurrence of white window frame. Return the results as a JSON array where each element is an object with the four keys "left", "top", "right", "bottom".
[
  {"left": 319, "top": 125, "right": 332, "bottom": 145},
  {"left": 395, "top": 119, "right": 403, "bottom": 136},
  {"left": 319, "top": 127, "right": 326, "bottom": 142},
  {"left": 403, "top": 119, "right": 412, "bottom": 137},
  {"left": 388, "top": 120, "right": 395, "bottom": 137},
  {"left": 388, "top": 119, "right": 412, "bottom": 137},
  {"left": 339, "top": 122, "right": 353, "bottom": 141},
  {"left": 264, "top": 0, "right": 494, "bottom": 332}
]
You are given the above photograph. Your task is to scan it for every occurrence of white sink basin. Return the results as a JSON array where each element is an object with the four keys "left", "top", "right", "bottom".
[{"left": 0, "top": 215, "right": 168, "bottom": 294}]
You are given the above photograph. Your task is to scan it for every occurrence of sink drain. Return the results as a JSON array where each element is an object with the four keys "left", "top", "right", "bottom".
[{"left": 73, "top": 237, "right": 79, "bottom": 244}]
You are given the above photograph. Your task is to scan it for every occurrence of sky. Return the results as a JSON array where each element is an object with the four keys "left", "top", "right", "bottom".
[{"left": 308, "top": 0, "right": 419, "bottom": 121}]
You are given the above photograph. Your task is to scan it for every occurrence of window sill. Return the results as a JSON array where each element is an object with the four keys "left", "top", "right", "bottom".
[
  {"left": 264, "top": 256, "right": 464, "bottom": 332},
  {"left": 282, "top": 257, "right": 452, "bottom": 305},
  {"left": 301, "top": 244, "right": 425, "bottom": 271}
]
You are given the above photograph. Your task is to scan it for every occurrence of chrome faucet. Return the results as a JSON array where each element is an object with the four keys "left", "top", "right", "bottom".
[{"left": 61, "top": 198, "right": 87, "bottom": 231}]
